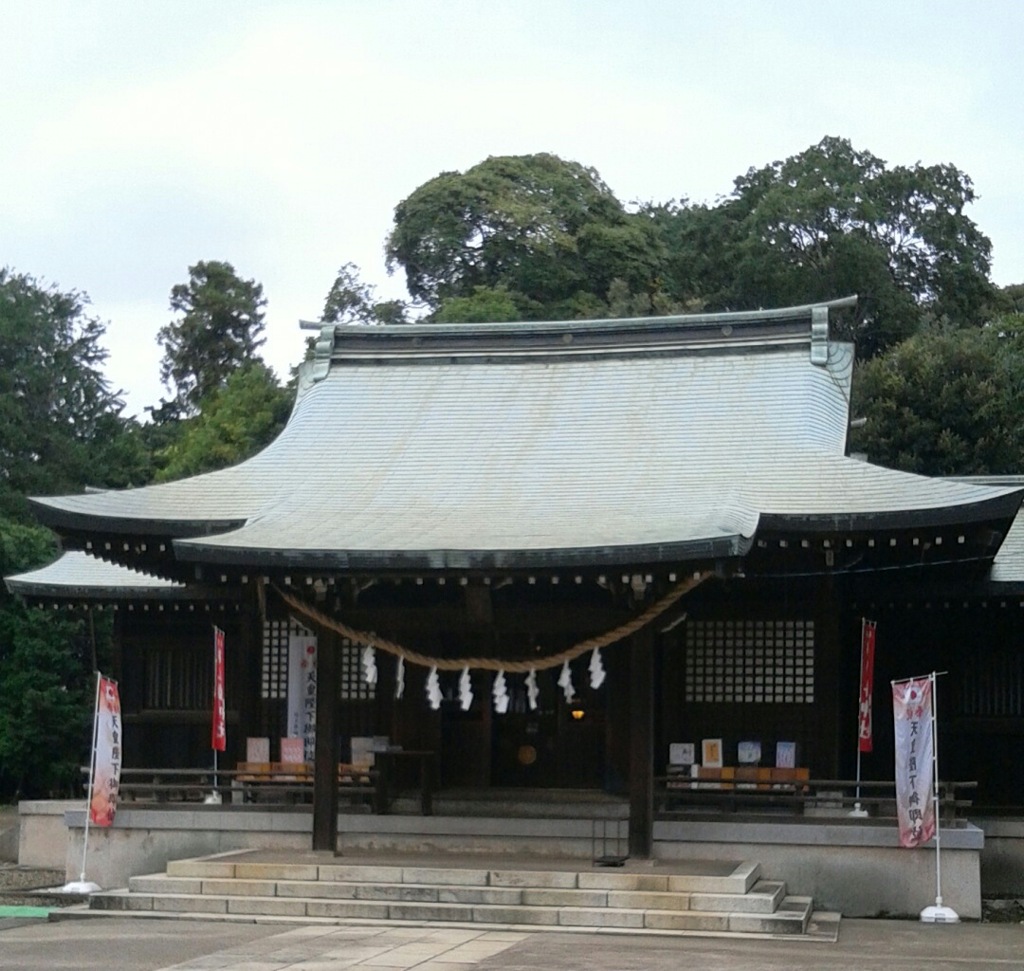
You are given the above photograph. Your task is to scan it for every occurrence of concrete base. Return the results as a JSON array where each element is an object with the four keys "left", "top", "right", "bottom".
[
  {"left": 0, "top": 804, "right": 19, "bottom": 862},
  {"left": 974, "top": 817, "right": 1024, "bottom": 896},
  {"left": 17, "top": 800, "right": 80, "bottom": 868},
  {"left": 653, "top": 818, "right": 983, "bottom": 919}
]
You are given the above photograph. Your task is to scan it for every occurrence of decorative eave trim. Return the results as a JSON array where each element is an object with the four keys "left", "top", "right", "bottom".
[
  {"left": 172, "top": 534, "right": 754, "bottom": 572},
  {"left": 758, "top": 490, "right": 1024, "bottom": 535},
  {"left": 299, "top": 296, "right": 858, "bottom": 373}
]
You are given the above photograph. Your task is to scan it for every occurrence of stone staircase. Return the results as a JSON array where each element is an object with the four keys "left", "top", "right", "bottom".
[{"left": 86, "top": 850, "right": 839, "bottom": 941}]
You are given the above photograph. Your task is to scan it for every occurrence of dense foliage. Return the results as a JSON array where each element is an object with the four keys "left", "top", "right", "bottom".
[
  {"left": 386, "top": 153, "right": 667, "bottom": 321},
  {"left": 851, "top": 315, "right": 1024, "bottom": 474},
  {"left": 0, "top": 270, "right": 138, "bottom": 797},
  {"left": 155, "top": 361, "right": 293, "bottom": 481},
  {"left": 156, "top": 260, "right": 267, "bottom": 418},
  {"left": 645, "top": 137, "right": 993, "bottom": 358}
]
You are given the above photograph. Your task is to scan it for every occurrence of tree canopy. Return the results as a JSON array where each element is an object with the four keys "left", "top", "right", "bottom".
[
  {"left": 386, "top": 153, "right": 666, "bottom": 321},
  {"left": 0, "top": 268, "right": 147, "bottom": 519},
  {"left": 156, "top": 260, "right": 267, "bottom": 417},
  {"left": 322, "top": 262, "right": 409, "bottom": 326},
  {"left": 850, "top": 314, "right": 1024, "bottom": 475},
  {"left": 645, "top": 137, "right": 994, "bottom": 357},
  {"left": 154, "top": 361, "right": 292, "bottom": 481}
]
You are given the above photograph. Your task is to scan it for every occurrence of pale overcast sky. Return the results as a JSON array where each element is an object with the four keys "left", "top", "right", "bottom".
[{"left": 3, "top": 0, "right": 1022, "bottom": 418}]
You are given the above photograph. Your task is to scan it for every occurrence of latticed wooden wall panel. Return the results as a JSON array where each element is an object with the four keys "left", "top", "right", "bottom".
[{"left": 684, "top": 619, "right": 815, "bottom": 704}]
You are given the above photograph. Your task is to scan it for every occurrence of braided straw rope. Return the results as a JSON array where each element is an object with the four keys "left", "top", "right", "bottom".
[{"left": 272, "top": 570, "right": 711, "bottom": 673}]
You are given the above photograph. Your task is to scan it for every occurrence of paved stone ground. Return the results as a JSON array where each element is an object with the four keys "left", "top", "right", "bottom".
[{"left": 2, "top": 917, "right": 1024, "bottom": 971}]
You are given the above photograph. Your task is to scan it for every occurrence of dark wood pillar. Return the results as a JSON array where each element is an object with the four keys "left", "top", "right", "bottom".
[
  {"left": 628, "top": 626, "right": 655, "bottom": 858},
  {"left": 312, "top": 629, "right": 340, "bottom": 852},
  {"left": 238, "top": 589, "right": 263, "bottom": 761}
]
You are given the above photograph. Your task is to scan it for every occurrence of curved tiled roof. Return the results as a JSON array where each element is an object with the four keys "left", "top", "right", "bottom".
[
  {"left": 29, "top": 300, "right": 1024, "bottom": 571},
  {"left": 4, "top": 551, "right": 183, "bottom": 598}
]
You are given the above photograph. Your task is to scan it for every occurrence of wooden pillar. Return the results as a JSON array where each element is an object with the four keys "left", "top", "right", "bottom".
[
  {"left": 312, "top": 629, "right": 340, "bottom": 852},
  {"left": 817, "top": 576, "right": 844, "bottom": 778},
  {"left": 238, "top": 589, "right": 263, "bottom": 760},
  {"left": 628, "top": 625, "right": 655, "bottom": 858}
]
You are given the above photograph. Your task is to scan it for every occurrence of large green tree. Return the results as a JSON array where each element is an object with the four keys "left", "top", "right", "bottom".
[
  {"left": 0, "top": 269, "right": 136, "bottom": 799},
  {"left": 156, "top": 260, "right": 267, "bottom": 417},
  {"left": 646, "top": 137, "right": 994, "bottom": 357},
  {"left": 0, "top": 268, "right": 147, "bottom": 517},
  {"left": 850, "top": 315, "right": 1024, "bottom": 475},
  {"left": 385, "top": 153, "right": 666, "bottom": 320},
  {"left": 155, "top": 361, "right": 292, "bottom": 481},
  {"left": 0, "top": 520, "right": 96, "bottom": 799}
]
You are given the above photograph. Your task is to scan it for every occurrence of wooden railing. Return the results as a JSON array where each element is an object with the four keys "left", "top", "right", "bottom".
[
  {"left": 655, "top": 770, "right": 976, "bottom": 823},
  {"left": 81, "top": 764, "right": 378, "bottom": 809}
]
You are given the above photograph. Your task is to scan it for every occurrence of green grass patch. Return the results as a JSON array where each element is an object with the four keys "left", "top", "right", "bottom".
[{"left": 0, "top": 905, "right": 52, "bottom": 918}]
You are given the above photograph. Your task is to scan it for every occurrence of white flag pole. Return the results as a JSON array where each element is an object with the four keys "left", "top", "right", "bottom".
[
  {"left": 63, "top": 672, "right": 102, "bottom": 893},
  {"left": 920, "top": 670, "right": 958, "bottom": 923}
]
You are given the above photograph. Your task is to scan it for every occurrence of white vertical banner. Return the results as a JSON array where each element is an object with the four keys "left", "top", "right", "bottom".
[
  {"left": 89, "top": 675, "right": 122, "bottom": 827},
  {"left": 287, "top": 634, "right": 318, "bottom": 762},
  {"left": 892, "top": 676, "right": 936, "bottom": 848}
]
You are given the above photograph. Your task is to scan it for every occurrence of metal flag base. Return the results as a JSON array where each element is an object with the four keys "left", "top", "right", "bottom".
[
  {"left": 62, "top": 880, "right": 101, "bottom": 894},
  {"left": 847, "top": 802, "right": 869, "bottom": 818},
  {"left": 920, "top": 903, "right": 960, "bottom": 923}
]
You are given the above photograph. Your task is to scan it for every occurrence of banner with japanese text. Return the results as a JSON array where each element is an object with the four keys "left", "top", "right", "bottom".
[
  {"left": 212, "top": 627, "right": 226, "bottom": 752},
  {"left": 287, "top": 634, "right": 318, "bottom": 762},
  {"left": 89, "top": 676, "right": 122, "bottom": 827},
  {"left": 892, "top": 677, "right": 935, "bottom": 848},
  {"left": 858, "top": 619, "right": 876, "bottom": 752}
]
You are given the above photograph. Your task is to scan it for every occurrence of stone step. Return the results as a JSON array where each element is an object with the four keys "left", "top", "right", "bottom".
[
  {"left": 127, "top": 872, "right": 785, "bottom": 914},
  {"left": 92, "top": 890, "right": 815, "bottom": 935},
  {"left": 89, "top": 851, "right": 837, "bottom": 941},
  {"left": 163, "top": 858, "right": 762, "bottom": 896}
]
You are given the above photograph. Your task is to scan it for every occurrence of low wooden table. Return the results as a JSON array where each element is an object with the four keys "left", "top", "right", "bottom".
[{"left": 373, "top": 750, "right": 437, "bottom": 816}]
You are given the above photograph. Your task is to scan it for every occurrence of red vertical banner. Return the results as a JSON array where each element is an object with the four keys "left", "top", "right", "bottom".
[
  {"left": 858, "top": 619, "right": 876, "bottom": 753},
  {"left": 892, "top": 677, "right": 936, "bottom": 848},
  {"left": 212, "top": 626, "right": 226, "bottom": 752},
  {"left": 89, "top": 676, "right": 122, "bottom": 827}
]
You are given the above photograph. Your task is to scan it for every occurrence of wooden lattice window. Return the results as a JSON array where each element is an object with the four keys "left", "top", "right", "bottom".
[
  {"left": 261, "top": 623, "right": 374, "bottom": 701},
  {"left": 261, "top": 619, "right": 311, "bottom": 700},
  {"left": 339, "top": 638, "right": 375, "bottom": 701},
  {"left": 143, "top": 647, "right": 211, "bottom": 710},
  {"left": 684, "top": 619, "right": 815, "bottom": 704},
  {"left": 959, "top": 646, "right": 1024, "bottom": 717}
]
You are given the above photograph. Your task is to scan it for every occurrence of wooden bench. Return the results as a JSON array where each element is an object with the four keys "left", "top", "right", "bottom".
[
  {"left": 234, "top": 761, "right": 376, "bottom": 805},
  {"left": 88, "top": 764, "right": 378, "bottom": 808},
  {"left": 657, "top": 771, "right": 974, "bottom": 819}
]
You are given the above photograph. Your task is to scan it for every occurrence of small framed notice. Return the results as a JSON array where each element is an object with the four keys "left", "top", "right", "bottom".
[
  {"left": 280, "top": 737, "right": 304, "bottom": 764},
  {"left": 669, "top": 742, "right": 695, "bottom": 766},
  {"left": 701, "top": 738, "right": 724, "bottom": 768},
  {"left": 737, "top": 740, "right": 762, "bottom": 765},
  {"left": 776, "top": 741, "right": 797, "bottom": 769},
  {"left": 246, "top": 737, "right": 270, "bottom": 763}
]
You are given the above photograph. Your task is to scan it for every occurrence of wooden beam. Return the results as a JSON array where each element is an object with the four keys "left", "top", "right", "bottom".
[{"left": 312, "top": 629, "right": 340, "bottom": 852}]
